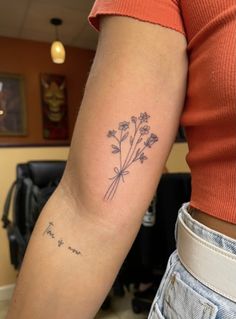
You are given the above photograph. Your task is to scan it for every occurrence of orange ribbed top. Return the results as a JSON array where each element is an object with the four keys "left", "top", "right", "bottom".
[{"left": 89, "top": 0, "right": 236, "bottom": 223}]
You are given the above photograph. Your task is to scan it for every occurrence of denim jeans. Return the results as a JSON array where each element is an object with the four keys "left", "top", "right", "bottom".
[{"left": 148, "top": 202, "right": 236, "bottom": 319}]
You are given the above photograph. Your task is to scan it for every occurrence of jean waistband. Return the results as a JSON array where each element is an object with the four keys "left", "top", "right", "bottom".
[{"left": 177, "top": 202, "right": 236, "bottom": 302}]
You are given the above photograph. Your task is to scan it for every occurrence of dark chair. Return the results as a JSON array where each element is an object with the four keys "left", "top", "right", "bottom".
[{"left": 2, "top": 160, "right": 66, "bottom": 269}]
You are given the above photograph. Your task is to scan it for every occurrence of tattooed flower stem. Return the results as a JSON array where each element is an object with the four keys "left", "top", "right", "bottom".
[
  {"left": 124, "top": 144, "right": 147, "bottom": 169},
  {"left": 114, "top": 135, "right": 120, "bottom": 144},
  {"left": 124, "top": 134, "right": 141, "bottom": 168},
  {"left": 119, "top": 130, "right": 123, "bottom": 170},
  {"left": 107, "top": 177, "right": 120, "bottom": 200},
  {"left": 104, "top": 173, "right": 122, "bottom": 200},
  {"left": 122, "top": 121, "right": 141, "bottom": 169}
]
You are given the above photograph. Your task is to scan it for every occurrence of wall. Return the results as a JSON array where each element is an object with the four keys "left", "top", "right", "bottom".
[
  {"left": 0, "top": 36, "right": 95, "bottom": 146},
  {"left": 166, "top": 143, "right": 189, "bottom": 172}
]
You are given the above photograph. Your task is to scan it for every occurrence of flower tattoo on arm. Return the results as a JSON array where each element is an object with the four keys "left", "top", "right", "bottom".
[{"left": 104, "top": 112, "right": 159, "bottom": 200}]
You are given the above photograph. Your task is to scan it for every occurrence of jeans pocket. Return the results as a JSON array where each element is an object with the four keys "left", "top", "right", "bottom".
[
  {"left": 149, "top": 303, "right": 165, "bottom": 319},
  {"left": 163, "top": 272, "right": 218, "bottom": 319}
]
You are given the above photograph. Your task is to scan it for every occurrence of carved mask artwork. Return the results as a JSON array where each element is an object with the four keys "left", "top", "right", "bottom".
[
  {"left": 40, "top": 74, "right": 68, "bottom": 140},
  {"left": 41, "top": 78, "right": 65, "bottom": 122}
]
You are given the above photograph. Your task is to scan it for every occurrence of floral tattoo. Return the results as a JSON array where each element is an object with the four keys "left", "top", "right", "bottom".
[{"left": 104, "top": 112, "right": 158, "bottom": 200}]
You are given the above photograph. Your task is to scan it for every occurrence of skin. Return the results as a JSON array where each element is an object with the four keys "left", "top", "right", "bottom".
[
  {"left": 7, "top": 16, "right": 188, "bottom": 319},
  {"left": 189, "top": 207, "right": 236, "bottom": 239}
]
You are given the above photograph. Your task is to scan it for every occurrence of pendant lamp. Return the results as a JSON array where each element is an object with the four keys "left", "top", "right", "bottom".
[{"left": 50, "top": 18, "right": 66, "bottom": 64}]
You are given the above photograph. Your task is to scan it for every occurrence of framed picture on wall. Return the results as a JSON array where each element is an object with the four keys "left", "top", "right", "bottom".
[
  {"left": 0, "top": 73, "right": 27, "bottom": 136},
  {"left": 40, "top": 73, "right": 69, "bottom": 140}
]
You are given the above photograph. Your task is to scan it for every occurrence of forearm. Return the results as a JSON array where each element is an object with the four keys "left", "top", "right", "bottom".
[{"left": 7, "top": 184, "right": 140, "bottom": 319}]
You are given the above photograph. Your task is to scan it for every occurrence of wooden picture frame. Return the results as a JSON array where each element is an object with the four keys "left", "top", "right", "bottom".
[{"left": 0, "top": 73, "right": 27, "bottom": 136}]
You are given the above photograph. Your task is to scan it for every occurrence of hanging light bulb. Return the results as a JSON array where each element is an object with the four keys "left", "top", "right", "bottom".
[
  {"left": 51, "top": 40, "right": 65, "bottom": 64},
  {"left": 50, "top": 18, "right": 66, "bottom": 64}
]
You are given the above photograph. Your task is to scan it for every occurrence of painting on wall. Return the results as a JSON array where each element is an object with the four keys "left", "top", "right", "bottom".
[
  {"left": 40, "top": 73, "right": 69, "bottom": 140},
  {"left": 0, "top": 73, "right": 27, "bottom": 136}
]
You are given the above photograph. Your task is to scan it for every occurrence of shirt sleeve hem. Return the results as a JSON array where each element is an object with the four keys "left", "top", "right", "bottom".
[{"left": 88, "top": 0, "right": 186, "bottom": 36}]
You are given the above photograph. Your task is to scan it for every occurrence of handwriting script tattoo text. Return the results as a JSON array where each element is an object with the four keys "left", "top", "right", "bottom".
[
  {"left": 43, "top": 222, "right": 81, "bottom": 256},
  {"left": 104, "top": 112, "right": 158, "bottom": 200}
]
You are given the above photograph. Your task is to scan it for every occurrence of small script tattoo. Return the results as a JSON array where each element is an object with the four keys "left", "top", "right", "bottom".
[
  {"left": 104, "top": 112, "right": 158, "bottom": 200},
  {"left": 43, "top": 222, "right": 81, "bottom": 256},
  {"left": 68, "top": 246, "right": 80, "bottom": 255},
  {"left": 43, "top": 221, "right": 55, "bottom": 238}
]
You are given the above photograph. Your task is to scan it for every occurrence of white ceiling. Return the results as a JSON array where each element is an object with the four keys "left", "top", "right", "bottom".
[{"left": 0, "top": 0, "right": 99, "bottom": 50}]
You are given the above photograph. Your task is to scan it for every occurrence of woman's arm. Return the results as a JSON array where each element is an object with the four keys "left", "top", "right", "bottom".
[{"left": 7, "top": 16, "right": 187, "bottom": 319}]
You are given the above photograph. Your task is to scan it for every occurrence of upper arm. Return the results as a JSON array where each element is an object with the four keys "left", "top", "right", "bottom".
[{"left": 63, "top": 16, "right": 188, "bottom": 227}]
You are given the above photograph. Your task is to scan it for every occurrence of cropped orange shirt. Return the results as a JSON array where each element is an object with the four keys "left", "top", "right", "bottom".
[{"left": 89, "top": 0, "right": 236, "bottom": 223}]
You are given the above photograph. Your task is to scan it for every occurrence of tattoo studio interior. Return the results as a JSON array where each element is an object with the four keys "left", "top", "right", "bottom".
[{"left": 0, "top": 1, "right": 190, "bottom": 318}]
